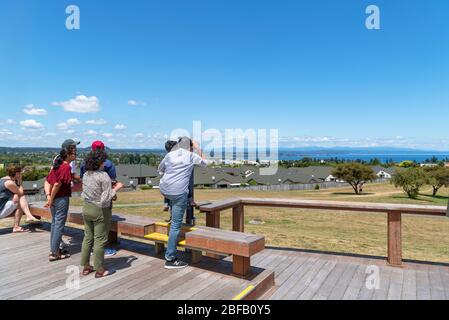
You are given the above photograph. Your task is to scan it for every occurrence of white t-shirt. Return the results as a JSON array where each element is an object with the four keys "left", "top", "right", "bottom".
[
  {"left": 70, "top": 161, "right": 77, "bottom": 175},
  {"left": 158, "top": 148, "right": 208, "bottom": 196}
]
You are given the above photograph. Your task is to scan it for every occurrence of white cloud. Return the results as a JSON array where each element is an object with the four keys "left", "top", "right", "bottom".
[
  {"left": 23, "top": 104, "right": 48, "bottom": 116},
  {"left": 102, "top": 133, "right": 113, "bottom": 138},
  {"left": 67, "top": 118, "right": 81, "bottom": 126},
  {"left": 135, "top": 133, "right": 145, "bottom": 139},
  {"left": 86, "top": 119, "right": 107, "bottom": 125},
  {"left": 20, "top": 119, "right": 45, "bottom": 130},
  {"left": 128, "top": 99, "right": 146, "bottom": 106},
  {"left": 0, "top": 129, "right": 13, "bottom": 137},
  {"left": 115, "top": 124, "right": 127, "bottom": 130},
  {"left": 57, "top": 118, "right": 81, "bottom": 130},
  {"left": 57, "top": 123, "right": 69, "bottom": 130},
  {"left": 52, "top": 95, "right": 100, "bottom": 113},
  {"left": 45, "top": 133, "right": 57, "bottom": 136},
  {"left": 85, "top": 130, "right": 98, "bottom": 136},
  {"left": 66, "top": 130, "right": 76, "bottom": 134},
  {"left": 6, "top": 119, "right": 15, "bottom": 125}
]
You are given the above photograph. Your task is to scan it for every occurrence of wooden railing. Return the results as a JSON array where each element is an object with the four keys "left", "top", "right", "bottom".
[{"left": 199, "top": 197, "right": 448, "bottom": 266}]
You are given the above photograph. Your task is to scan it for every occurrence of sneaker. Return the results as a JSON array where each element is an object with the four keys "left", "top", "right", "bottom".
[
  {"left": 165, "top": 259, "right": 188, "bottom": 270},
  {"left": 104, "top": 248, "right": 117, "bottom": 257},
  {"left": 90, "top": 248, "right": 117, "bottom": 257},
  {"left": 59, "top": 240, "right": 70, "bottom": 250}
]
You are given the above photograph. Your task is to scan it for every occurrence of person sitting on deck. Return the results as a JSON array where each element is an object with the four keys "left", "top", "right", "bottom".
[
  {"left": 80, "top": 149, "right": 123, "bottom": 278},
  {"left": 158, "top": 137, "right": 208, "bottom": 269},
  {"left": 0, "top": 165, "right": 41, "bottom": 233}
]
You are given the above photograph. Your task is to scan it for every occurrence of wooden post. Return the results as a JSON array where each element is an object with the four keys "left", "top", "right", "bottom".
[
  {"left": 191, "top": 250, "right": 203, "bottom": 264},
  {"left": 154, "top": 242, "right": 165, "bottom": 255},
  {"left": 387, "top": 211, "right": 402, "bottom": 266},
  {"left": 205, "top": 211, "right": 221, "bottom": 259},
  {"left": 232, "top": 205, "right": 244, "bottom": 232},
  {"left": 206, "top": 210, "right": 220, "bottom": 229},
  {"left": 233, "top": 255, "right": 251, "bottom": 277}
]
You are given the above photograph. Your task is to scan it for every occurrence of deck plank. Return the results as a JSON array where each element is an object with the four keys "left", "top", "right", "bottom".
[
  {"left": 387, "top": 267, "right": 403, "bottom": 300},
  {"left": 328, "top": 263, "right": 359, "bottom": 300},
  {"left": 312, "top": 262, "right": 348, "bottom": 300},
  {"left": 416, "top": 268, "right": 432, "bottom": 300},
  {"left": 269, "top": 257, "right": 318, "bottom": 300},
  {"left": 401, "top": 269, "right": 417, "bottom": 300},
  {"left": 2, "top": 225, "right": 449, "bottom": 301},
  {"left": 298, "top": 260, "right": 337, "bottom": 300},
  {"left": 342, "top": 264, "right": 368, "bottom": 300}
]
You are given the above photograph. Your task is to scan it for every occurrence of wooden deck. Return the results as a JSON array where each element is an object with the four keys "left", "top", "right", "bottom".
[
  {"left": 258, "top": 248, "right": 449, "bottom": 300},
  {"left": 1, "top": 225, "right": 448, "bottom": 300}
]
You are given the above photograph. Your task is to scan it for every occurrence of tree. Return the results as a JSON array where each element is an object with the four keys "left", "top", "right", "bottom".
[
  {"left": 332, "top": 163, "right": 376, "bottom": 195},
  {"left": 398, "top": 160, "right": 416, "bottom": 168},
  {"left": 424, "top": 166, "right": 449, "bottom": 196},
  {"left": 391, "top": 167, "right": 427, "bottom": 199}
]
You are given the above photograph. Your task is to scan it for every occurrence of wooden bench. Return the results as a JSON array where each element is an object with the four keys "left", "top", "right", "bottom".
[
  {"left": 186, "top": 226, "right": 265, "bottom": 277},
  {"left": 30, "top": 204, "right": 123, "bottom": 245},
  {"left": 29, "top": 204, "right": 265, "bottom": 277},
  {"left": 143, "top": 221, "right": 265, "bottom": 277}
]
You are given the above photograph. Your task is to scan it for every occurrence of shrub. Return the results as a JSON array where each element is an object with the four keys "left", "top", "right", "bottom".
[{"left": 391, "top": 167, "right": 427, "bottom": 199}]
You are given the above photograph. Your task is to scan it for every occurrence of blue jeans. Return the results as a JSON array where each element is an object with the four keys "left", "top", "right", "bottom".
[
  {"left": 163, "top": 193, "right": 188, "bottom": 261},
  {"left": 50, "top": 197, "right": 70, "bottom": 255}
]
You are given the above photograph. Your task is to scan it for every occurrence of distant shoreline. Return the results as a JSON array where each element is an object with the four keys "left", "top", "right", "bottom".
[{"left": 1, "top": 146, "right": 449, "bottom": 164}]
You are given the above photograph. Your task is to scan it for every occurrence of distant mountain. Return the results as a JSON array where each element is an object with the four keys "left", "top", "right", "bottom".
[
  {"left": 278, "top": 146, "right": 448, "bottom": 154},
  {"left": 0, "top": 145, "right": 448, "bottom": 154}
]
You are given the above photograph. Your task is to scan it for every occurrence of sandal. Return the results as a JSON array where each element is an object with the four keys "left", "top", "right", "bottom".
[
  {"left": 82, "top": 266, "right": 94, "bottom": 276},
  {"left": 95, "top": 269, "right": 115, "bottom": 278},
  {"left": 13, "top": 227, "right": 31, "bottom": 233},
  {"left": 26, "top": 218, "right": 41, "bottom": 225},
  {"left": 49, "top": 253, "right": 71, "bottom": 262}
]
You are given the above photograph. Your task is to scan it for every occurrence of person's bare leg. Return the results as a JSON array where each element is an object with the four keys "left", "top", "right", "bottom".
[
  {"left": 13, "top": 208, "right": 25, "bottom": 231},
  {"left": 19, "top": 195, "right": 39, "bottom": 221}
]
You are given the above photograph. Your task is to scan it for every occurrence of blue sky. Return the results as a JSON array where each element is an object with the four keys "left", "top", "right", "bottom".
[{"left": 0, "top": 0, "right": 448, "bottom": 149}]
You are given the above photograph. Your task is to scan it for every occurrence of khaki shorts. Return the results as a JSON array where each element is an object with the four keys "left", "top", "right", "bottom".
[{"left": 0, "top": 201, "right": 17, "bottom": 219}]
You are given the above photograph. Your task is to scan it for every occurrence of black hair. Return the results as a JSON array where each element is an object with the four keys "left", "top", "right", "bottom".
[
  {"left": 53, "top": 146, "right": 76, "bottom": 170},
  {"left": 177, "top": 136, "right": 193, "bottom": 151},
  {"left": 165, "top": 140, "right": 178, "bottom": 152},
  {"left": 84, "top": 149, "right": 108, "bottom": 172}
]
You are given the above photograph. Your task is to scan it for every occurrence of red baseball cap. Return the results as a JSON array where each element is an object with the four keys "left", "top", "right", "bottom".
[{"left": 92, "top": 140, "right": 105, "bottom": 151}]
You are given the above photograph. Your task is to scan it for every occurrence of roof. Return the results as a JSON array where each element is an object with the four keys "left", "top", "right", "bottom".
[
  {"left": 116, "top": 176, "right": 139, "bottom": 187},
  {"left": 370, "top": 166, "right": 396, "bottom": 175},
  {"left": 194, "top": 167, "right": 244, "bottom": 185},
  {"left": 116, "top": 164, "right": 158, "bottom": 178},
  {"left": 23, "top": 178, "right": 46, "bottom": 191},
  {"left": 286, "top": 166, "right": 334, "bottom": 181}
]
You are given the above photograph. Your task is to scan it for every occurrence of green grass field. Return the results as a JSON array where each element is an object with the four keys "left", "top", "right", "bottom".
[
  {"left": 3, "top": 182, "right": 449, "bottom": 263},
  {"left": 77, "top": 182, "right": 449, "bottom": 264}
]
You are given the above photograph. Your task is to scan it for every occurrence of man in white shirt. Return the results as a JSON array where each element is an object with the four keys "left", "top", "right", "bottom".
[{"left": 158, "top": 137, "right": 208, "bottom": 269}]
